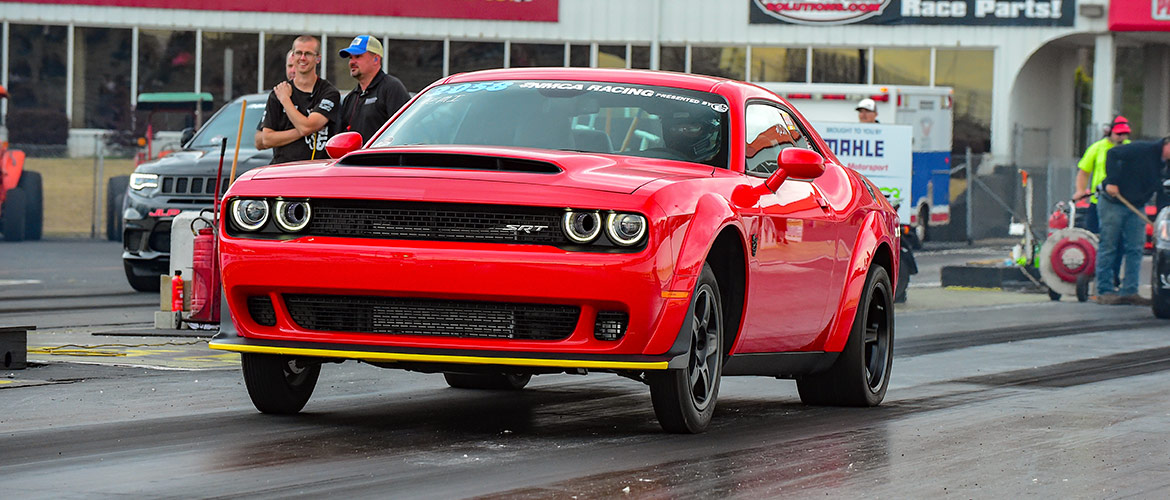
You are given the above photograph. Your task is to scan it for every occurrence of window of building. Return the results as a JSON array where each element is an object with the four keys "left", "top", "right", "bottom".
[
  {"left": 691, "top": 46, "right": 746, "bottom": 81},
  {"left": 812, "top": 48, "right": 866, "bottom": 84},
  {"left": 450, "top": 41, "right": 504, "bottom": 74},
  {"left": 75, "top": 27, "right": 132, "bottom": 130},
  {"left": 873, "top": 48, "right": 930, "bottom": 86},
  {"left": 201, "top": 31, "right": 259, "bottom": 107},
  {"left": 750, "top": 47, "right": 807, "bottom": 83},
  {"left": 385, "top": 39, "right": 444, "bottom": 92},
  {"left": 510, "top": 43, "right": 565, "bottom": 68},
  {"left": 138, "top": 29, "right": 197, "bottom": 131},
  {"left": 326, "top": 34, "right": 363, "bottom": 91},
  {"left": 745, "top": 102, "right": 811, "bottom": 176},
  {"left": 598, "top": 45, "right": 627, "bottom": 68},
  {"left": 8, "top": 24, "right": 68, "bottom": 113},
  {"left": 630, "top": 46, "right": 651, "bottom": 70},
  {"left": 660, "top": 46, "right": 687, "bottom": 73},
  {"left": 263, "top": 33, "right": 300, "bottom": 89},
  {"left": 569, "top": 44, "right": 590, "bottom": 67},
  {"left": 935, "top": 49, "right": 993, "bottom": 154}
]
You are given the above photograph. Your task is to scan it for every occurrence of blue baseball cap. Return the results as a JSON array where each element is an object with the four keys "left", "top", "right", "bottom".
[{"left": 339, "top": 35, "right": 383, "bottom": 58}]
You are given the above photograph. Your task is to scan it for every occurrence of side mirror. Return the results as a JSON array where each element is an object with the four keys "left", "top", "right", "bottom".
[
  {"left": 326, "top": 131, "right": 363, "bottom": 159},
  {"left": 179, "top": 127, "right": 195, "bottom": 147},
  {"left": 763, "top": 148, "right": 825, "bottom": 192}
]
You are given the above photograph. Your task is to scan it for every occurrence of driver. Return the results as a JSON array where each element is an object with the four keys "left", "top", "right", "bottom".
[{"left": 661, "top": 109, "right": 720, "bottom": 162}]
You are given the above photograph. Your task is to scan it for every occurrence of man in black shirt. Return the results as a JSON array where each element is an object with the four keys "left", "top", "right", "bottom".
[
  {"left": 1094, "top": 137, "right": 1170, "bottom": 305},
  {"left": 258, "top": 35, "right": 341, "bottom": 164},
  {"left": 337, "top": 35, "right": 411, "bottom": 143}
]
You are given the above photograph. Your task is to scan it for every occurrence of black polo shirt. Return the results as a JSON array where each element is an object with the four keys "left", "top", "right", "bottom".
[
  {"left": 261, "top": 77, "right": 341, "bottom": 164},
  {"left": 339, "top": 71, "right": 411, "bottom": 143},
  {"left": 1103, "top": 140, "right": 1169, "bottom": 210}
]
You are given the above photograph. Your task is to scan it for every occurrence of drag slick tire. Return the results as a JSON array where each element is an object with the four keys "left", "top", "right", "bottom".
[
  {"left": 242, "top": 353, "right": 321, "bottom": 414},
  {"left": 648, "top": 263, "right": 723, "bottom": 434},
  {"left": 797, "top": 266, "right": 893, "bottom": 407},
  {"left": 444, "top": 372, "right": 532, "bottom": 390}
]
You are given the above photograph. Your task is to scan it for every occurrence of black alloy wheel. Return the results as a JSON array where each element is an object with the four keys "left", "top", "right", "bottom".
[
  {"left": 797, "top": 265, "right": 893, "bottom": 407},
  {"left": 648, "top": 263, "right": 723, "bottom": 434},
  {"left": 242, "top": 353, "right": 321, "bottom": 414}
]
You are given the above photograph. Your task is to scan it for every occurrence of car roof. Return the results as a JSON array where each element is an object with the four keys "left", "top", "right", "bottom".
[{"left": 441, "top": 67, "right": 743, "bottom": 94}]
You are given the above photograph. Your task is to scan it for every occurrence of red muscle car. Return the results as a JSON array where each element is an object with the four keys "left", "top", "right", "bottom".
[{"left": 209, "top": 68, "right": 901, "bottom": 433}]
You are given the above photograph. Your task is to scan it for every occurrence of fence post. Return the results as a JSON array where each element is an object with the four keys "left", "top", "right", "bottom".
[
  {"left": 91, "top": 138, "right": 104, "bottom": 239},
  {"left": 965, "top": 147, "right": 973, "bottom": 244}
]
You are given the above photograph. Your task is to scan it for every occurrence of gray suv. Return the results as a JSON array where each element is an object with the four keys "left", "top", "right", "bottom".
[{"left": 119, "top": 93, "right": 271, "bottom": 291}]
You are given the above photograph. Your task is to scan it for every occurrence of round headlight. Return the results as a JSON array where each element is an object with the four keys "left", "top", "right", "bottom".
[
  {"left": 274, "top": 200, "right": 311, "bottom": 232},
  {"left": 231, "top": 199, "right": 269, "bottom": 231},
  {"left": 606, "top": 212, "right": 647, "bottom": 246},
  {"left": 563, "top": 210, "right": 601, "bottom": 243}
]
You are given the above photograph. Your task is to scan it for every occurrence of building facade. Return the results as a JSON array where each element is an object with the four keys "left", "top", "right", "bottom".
[{"left": 0, "top": 0, "right": 1167, "bottom": 167}]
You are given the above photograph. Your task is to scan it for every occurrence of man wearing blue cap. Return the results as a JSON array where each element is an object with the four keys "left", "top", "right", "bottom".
[{"left": 338, "top": 35, "right": 411, "bottom": 142}]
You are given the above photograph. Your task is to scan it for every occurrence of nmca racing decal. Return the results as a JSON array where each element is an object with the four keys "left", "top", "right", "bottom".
[{"left": 754, "top": 0, "right": 892, "bottom": 25}]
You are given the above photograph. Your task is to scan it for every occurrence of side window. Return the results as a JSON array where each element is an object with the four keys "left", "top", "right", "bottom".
[
  {"left": 777, "top": 109, "right": 812, "bottom": 151},
  {"left": 745, "top": 104, "right": 797, "bottom": 176}
]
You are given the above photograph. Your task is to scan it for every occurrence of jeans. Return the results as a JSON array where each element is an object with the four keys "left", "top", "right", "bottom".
[{"left": 1095, "top": 197, "right": 1145, "bottom": 296}]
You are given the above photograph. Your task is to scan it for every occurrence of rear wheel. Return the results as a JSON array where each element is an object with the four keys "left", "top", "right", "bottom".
[
  {"left": 1, "top": 187, "right": 27, "bottom": 242},
  {"left": 797, "top": 266, "right": 893, "bottom": 407},
  {"left": 107, "top": 176, "right": 129, "bottom": 242},
  {"left": 242, "top": 353, "right": 321, "bottom": 414},
  {"left": 648, "top": 263, "right": 722, "bottom": 434},
  {"left": 123, "top": 260, "right": 161, "bottom": 292},
  {"left": 443, "top": 372, "right": 531, "bottom": 390},
  {"left": 1154, "top": 256, "right": 1170, "bottom": 319},
  {"left": 17, "top": 171, "right": 42, "bottom": 240}
]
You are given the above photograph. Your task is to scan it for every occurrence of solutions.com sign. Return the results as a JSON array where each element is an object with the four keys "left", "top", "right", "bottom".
[{"left": 749, "top": 0, "right": 1075, "bottom": 26}]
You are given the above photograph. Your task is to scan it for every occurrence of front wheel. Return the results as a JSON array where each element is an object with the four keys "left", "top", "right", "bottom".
[
  {"left": 242, "top": 353, "right": 321, "bottom": 414},
  {"left": 648, "top": 263, "right": 723, "bottom": 434},
  {"left": 797, "top": 266, "right": 893, "bottom": 407}
]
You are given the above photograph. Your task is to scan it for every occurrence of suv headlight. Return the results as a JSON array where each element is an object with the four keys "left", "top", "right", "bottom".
[
  {"left": 606, "top": 212, "right": 647, "bottom": 246},
  {"left": 1156, "top": 217, "right": 1170, "bottom": 248},
  {"left": 129, "top": 173, "right": 159, "bottom": 190},
  {"left": 231, "top": 199, "right": 269, "bottom": 231}
]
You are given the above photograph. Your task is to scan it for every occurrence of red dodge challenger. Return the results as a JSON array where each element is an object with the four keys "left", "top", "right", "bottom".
[{"left": 209, "top": 68, "right": 901, "bottom": 433}]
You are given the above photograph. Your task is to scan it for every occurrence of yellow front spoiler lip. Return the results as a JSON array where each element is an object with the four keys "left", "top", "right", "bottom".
[{"left": 209, "top": 341, "right": 671, "bottom": 370}]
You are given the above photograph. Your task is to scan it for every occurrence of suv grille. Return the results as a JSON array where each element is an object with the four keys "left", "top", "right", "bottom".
[
  {"left": 161, "top": 176, "right": 228, "bottom": 197},
  {"left": 309, "top": 200, "right": 564, "bottom": 244},
  {"left": 284, "top": 294, "right": 579, "bottom": 340}
]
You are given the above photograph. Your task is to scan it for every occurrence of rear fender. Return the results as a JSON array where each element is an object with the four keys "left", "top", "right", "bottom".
[{"left": 823, "top": 210, "right": 895, "bottom": 353}]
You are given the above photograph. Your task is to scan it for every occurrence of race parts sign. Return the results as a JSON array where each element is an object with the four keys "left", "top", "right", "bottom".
[
  {"left": 750, "top": 0, "right": 1075, "bottom": 26},
  {"left": 814, "top": 122, "right": 913, "bottom": 221}
]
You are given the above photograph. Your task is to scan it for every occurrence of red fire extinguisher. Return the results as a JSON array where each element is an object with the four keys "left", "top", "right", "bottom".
[
  {"left": 171, "top": 270, "right": 184, "bottom": 312},
  {"left": 189, "top": 226, "right": 220, "bottom": 323}
]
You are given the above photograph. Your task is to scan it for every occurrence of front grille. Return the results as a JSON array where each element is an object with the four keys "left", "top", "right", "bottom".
[
  {"left": 594, "top": 311, "right": 629, "bottom": 341},
  {"left": 284, "top": 294, "right": 579, "bottom": 340},
  {"left": 308, "top": 200, "right": 565, "bottom": 244},
  {"left": 161, "top": 176, "right": 228, "bottom": 196},
  {"left": 148, "top": 221, "right": 172, "bottom": 252},
  {"left": 248, "top": 296, "right": 277, "bottom": 326}
]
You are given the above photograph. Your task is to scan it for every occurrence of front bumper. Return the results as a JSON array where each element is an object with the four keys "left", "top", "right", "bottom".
[{"left": 213, "top": 234, "right": 694, "bottom": 365}]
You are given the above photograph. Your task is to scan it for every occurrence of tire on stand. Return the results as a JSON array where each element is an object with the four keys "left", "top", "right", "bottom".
[
  {"left": 1, "top": 186, "right": 27, "bottom": 242},
  {"left": 444, "top": 372, "right": 532, "bottom": 390},
  {"left": 648, "top": 262, "right": 723, "bottom": 434},
  {"left": 107, "top": 175, "right": 129, "bottom": 242},
  {"left": 797, "top": 265, "right": 893, "bottom": 407},
  {"left": 242, "top": 353, "right": 322, "bottom": 414},
  {"left": 17, "top": 170, "right": 42, "bottom": 240}
]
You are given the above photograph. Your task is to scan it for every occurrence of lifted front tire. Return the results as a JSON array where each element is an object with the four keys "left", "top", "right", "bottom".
[
  {"left": 242, "top": 353, "right": 321, "bottom": 414},
  {"left": 648, "top": 263, "right": 723, "bottom": 434},
  {"left": 797, "top": 266, "right": 893, "bottom": 407}
]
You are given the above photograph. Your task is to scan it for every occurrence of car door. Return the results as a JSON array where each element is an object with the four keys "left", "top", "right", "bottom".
[{"left": 737, "top": 102, "right": 839, "bottom": 353}]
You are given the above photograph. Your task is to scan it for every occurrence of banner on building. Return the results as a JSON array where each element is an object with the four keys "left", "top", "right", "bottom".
[
  {"left": 1109, "top": 0, "right": 1170, "bottom": 31},
  {"left": 750, "top": 0, "right": 1075, "bottom": 26},
  {"left": 10, "top": 0, "right": 559, "bottom": 22}
]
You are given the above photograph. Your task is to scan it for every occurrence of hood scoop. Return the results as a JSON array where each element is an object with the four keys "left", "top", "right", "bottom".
[{"left": 338, "top": 152, "right": 562, "bottom": 174}]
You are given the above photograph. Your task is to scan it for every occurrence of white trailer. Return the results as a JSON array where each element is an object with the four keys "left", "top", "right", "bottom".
[{"left": 756, "top": 82, "right": 954, "bottom": 240}]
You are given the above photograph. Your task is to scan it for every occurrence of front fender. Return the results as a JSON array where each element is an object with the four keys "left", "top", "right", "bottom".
[
  {"left": 665, "top": 193, "right": 743, "bottom": 292},
  {"left": 823, "top": 210, "right": 896, "bottom": 353}
]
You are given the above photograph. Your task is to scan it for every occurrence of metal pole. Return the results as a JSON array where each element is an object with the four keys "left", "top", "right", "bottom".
[
  {"left": 92, "top": 138, "right": 104, "bottom": 239},
  {"left": 966, "top": 147, "right": 973, "bottom": 244}
]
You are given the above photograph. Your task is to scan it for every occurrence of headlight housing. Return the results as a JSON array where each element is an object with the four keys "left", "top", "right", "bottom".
[
  {"left": 563, "top": 210, "right": 601, "bottom": 243},
  {"left": 231, "top": 199, "right": 269, "bottom": 231},
  {"left": 274, "top": 200, "right": 311, "bottom": 232},
  {"left": 129, "top": 173, "right": 159, "bottom": 190},
  {"left": 606, "top": 212, "right": 647, "bottom": 246}
]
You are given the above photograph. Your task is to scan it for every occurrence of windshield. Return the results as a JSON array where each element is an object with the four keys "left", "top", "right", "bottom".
[
  {"left": 370, "top": 80, "right": 729, "bottom": 168},
  {"left": 188, "top": 99, "right": 267, "bottom": 149}
]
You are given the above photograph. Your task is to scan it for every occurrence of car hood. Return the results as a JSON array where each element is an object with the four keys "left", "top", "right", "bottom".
[
  {"left": 134, "top": 148, "right": 274, "bottom": 175},
  {"left": 246, "top": 145, "right": 714, "bottom": 194}
]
